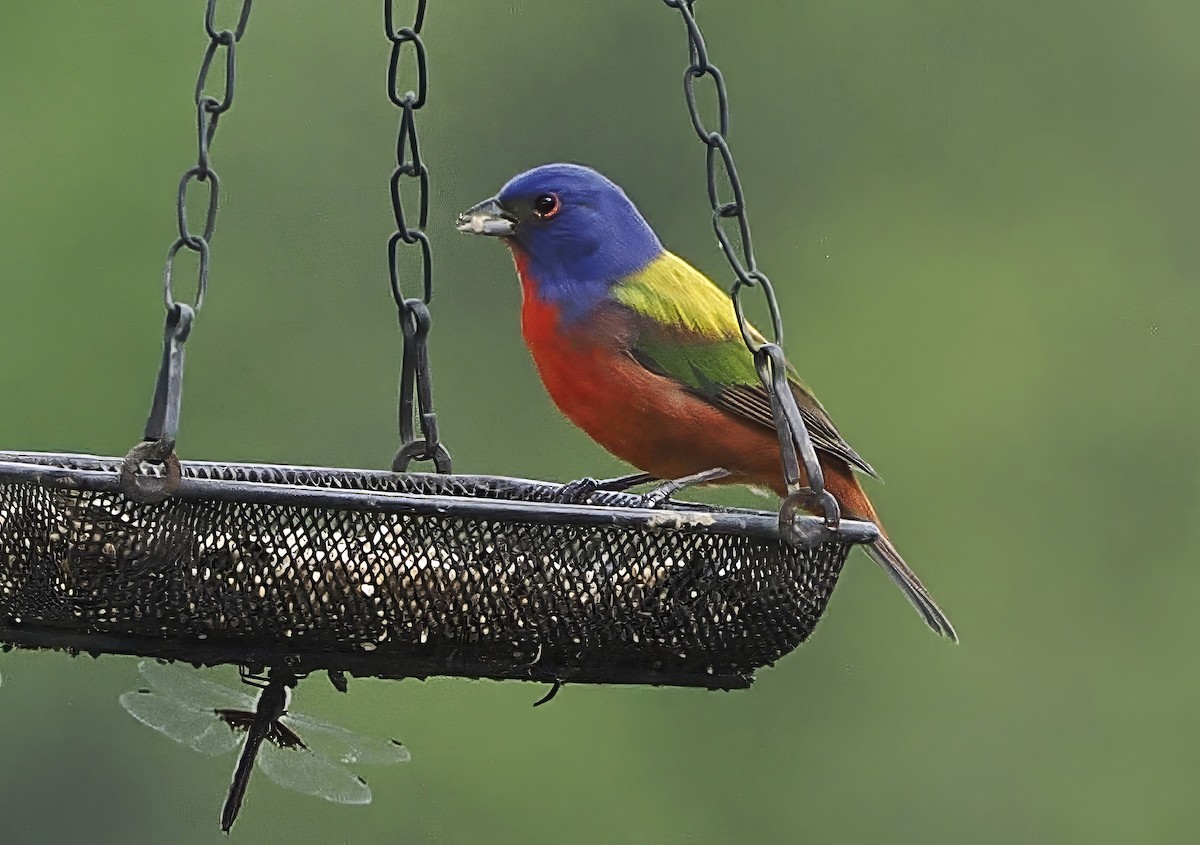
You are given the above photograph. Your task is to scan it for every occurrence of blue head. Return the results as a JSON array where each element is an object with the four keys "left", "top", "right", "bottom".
[{"left": 457, "top": 164, "right": 664, "bottom": 321}]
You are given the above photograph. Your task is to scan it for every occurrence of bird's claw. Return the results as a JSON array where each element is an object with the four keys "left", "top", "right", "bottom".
[
  {"left": 554, "top": 472, "right": 659, "bottom": 504},
  {"left": 640, "top": 486, "right": 676, "bottom": 509},
  {"left": 554, "top": 477, "right": 601, "bottom": 504},
  {"left": 639, "top": 467, "right": 731, "bottom": 509}
]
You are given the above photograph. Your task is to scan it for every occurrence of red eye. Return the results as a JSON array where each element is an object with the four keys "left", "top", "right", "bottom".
[{"left": 533, "top": 193, "right": 560, "bottom": 219}]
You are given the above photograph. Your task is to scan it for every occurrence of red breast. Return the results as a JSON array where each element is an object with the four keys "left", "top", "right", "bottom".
[{"left": 510, "top": 247, "right": 791, "bottom": 488}]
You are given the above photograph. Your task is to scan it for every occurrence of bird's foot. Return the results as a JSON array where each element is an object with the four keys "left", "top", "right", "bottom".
[
  {"left": 554, "top": 477, "right": 599, "bottom": 504},
  {"left": 640, "top": 467, "right": 731, "bottom": 509},
  {"left": 553, "top": 472, "right": 658, "bottom": 504}
]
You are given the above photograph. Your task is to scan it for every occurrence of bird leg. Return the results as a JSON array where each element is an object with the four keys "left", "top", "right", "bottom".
[
  {"left": 553, "top": 472, "right": 658, "bottom": 504},
  {"left": 641, "top": 467, "right": 731, "bottom": 508}
]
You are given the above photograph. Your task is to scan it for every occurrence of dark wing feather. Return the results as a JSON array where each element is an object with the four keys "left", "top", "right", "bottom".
[{"left": 712, "top": 383, "right": 879, "bottom": 479}]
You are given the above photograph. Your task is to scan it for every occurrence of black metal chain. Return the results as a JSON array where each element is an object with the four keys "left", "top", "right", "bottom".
[
  {"left": 662, "top": 0, "right": 839, "bottom": 531},
  {"left": 386, "top": 0, "right": 451, "bottom": 474},
  {"left": 120, "top": 0, "right": 253, "bottom": 504}
]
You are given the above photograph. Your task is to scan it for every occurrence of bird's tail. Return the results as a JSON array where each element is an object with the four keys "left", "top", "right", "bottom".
[
  {"left": 865, "top": 533, "right": 958, "bottom": 642},
  {"left": 822, "top": 463, "right": 958, "bottom": 641}
]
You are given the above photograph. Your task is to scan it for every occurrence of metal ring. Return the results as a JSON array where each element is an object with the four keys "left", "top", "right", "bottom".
[
  {"left": 712, "top": 214, "right": 754, "bottom": 286},
  {"left": 682, "top": 64, "right": 729, "bottom": 144},
  {"left": 387, "top": 28, "right": 427, "bottom": 109},
  {"left": 385, "top": 0, "right": 427, "bottom": 41},
  {"left": 119, "top": 440, "right": 183, "bottom": 505},
  {"left": 176, "top": 166, "right": 220, "bottom": 247},
  {"left": 778, "top": 489, "right": 841, "bottom": 546},
  {"left": 195, "top": 38, "right": 237, "bottom": 115},
  {"left": 388, "top": 230, "right": 433, "bottom": 306},
  {"left": 206, "top": 0, "right": 252, "bottom": 43},
  {"left": 779, "top": 487, "right": 841, "bottom": 533},
  {"left": 664, "top": 0, "right": 709, "bottom": 69},
  {"left": 195, "top": 99, "right": 221, "bottom": 174},
  {"left": 394, "top": 106, "right": 423, "bottom": 174},
  {"left": 163, "top": 237, "right": 210, "bottom": 311},
  {"left": 730, "top": 275, "right": 783, "bottom": 347},
  {"left": 389, "top": 164, "right": 430, "bottom": 233}
]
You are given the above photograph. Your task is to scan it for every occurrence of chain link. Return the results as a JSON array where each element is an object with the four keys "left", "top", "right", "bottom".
[
  {"left": 386, "top": 0, "right": 451, "bottom": 474},
  {"left": 122, "top": 0, "right": 253, "bottom": 504},
  {"left": 662, "top": 0, "right": 838, "bottom": 529},
  {"left": 166, "top": 0, "right": 251, "bottom": 312}
]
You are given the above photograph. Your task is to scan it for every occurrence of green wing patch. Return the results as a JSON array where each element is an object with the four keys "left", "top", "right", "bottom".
[{"left": 616, "top": 252, "right": 878, "bottom": 478}]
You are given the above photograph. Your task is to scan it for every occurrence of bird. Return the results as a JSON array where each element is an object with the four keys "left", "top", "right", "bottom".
[{"left": 456, "top": 163, "right": 956, "bottom": 641}]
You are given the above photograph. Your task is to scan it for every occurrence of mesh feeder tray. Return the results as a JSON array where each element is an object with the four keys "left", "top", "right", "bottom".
[
  {"left": 0, "top": 1, "right": 876, "bottom": 697},
  {"left": 0, "top": 451, "right": 875, "bottom": 690},
  {"left": 2, "top": 1, "right": 907, "bottom": 834}
]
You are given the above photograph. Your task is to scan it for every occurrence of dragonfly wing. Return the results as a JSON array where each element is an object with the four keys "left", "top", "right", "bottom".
[
  {"left": 135, "top": 660, "right": 257, "bottom": 711},
  {"left": 284, "top": 713, "right": 412, "bottom": 766},
  {"left": 257, "top": 743, "right": 373, "bottom": 805},
  {"left": 119, "top": 689, "right": 242, "bottom": 756}
]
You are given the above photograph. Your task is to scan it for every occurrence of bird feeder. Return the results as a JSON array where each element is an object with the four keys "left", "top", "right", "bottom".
[{"left": 0, "top": 0, "right": 877, "bottom": 830}]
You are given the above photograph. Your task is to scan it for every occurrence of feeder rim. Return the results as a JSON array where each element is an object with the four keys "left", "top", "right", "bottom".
[
  {"left": 0, "top": 451, "right": 878, "bottom": 545},
  {"left": 0, "top": 625, "right": 760, "bottom": 690}
]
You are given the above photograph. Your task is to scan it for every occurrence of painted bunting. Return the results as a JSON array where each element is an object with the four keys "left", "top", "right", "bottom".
[{"left": 456, "top": 164, "right": 955, "bottom": 640}]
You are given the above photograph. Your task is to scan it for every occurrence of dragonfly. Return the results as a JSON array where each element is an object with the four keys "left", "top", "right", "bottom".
[{"left": 120, "top": 659, "right": 410, "bottom": 831}]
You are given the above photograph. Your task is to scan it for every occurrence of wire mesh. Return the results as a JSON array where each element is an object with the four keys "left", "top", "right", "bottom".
[{"left": 0, "top": 452, "right": 872, "bottom": 689}]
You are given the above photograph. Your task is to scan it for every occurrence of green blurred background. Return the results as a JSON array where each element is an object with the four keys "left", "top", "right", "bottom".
[{"left": 1, "top": 1, "right": 1196, "bottom": 843}]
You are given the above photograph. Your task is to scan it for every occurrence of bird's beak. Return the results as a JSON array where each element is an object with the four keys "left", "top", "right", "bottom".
[{"left": 456, "top": 197, "right": 518, "bottom": 237}]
